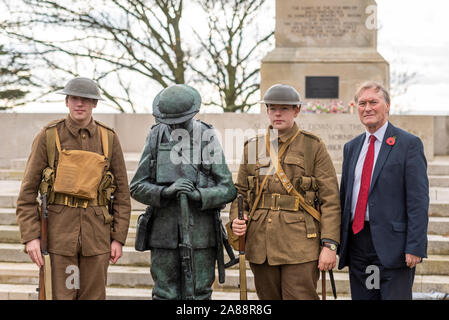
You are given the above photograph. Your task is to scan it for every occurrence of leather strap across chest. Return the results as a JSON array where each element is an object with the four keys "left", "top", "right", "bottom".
[{"left": 265, "top": 131, "right": 321, "bottom": 222}]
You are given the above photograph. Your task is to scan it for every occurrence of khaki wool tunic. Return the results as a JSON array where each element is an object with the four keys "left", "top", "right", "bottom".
[
  {"left": 16, "top": 116, "right": 131, "bottom": 256},
  {"left": 229, "top": 123, "right": 341, "bottom": 265}
]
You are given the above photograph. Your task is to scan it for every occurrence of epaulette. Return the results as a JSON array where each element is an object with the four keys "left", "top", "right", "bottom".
[
  {"left": 244, "top": 134, "right": 264, "bottom": 146},
  {"left": 94, "top": 120, "right": 115, "bottom": 133},
  {"left": 199, "top": 120, "right": 213, "bottom": 129},
  {"left": 300, "top": 129, "right": 321, "bottom": 142},
  {"left": 44, "top": 118, "right": 65, "bottom": 129}
]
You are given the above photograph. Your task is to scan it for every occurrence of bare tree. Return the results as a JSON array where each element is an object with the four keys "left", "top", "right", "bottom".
[
  {"left": 1, "top": 0, "right": 274, "bottom": 113},
  {"left": 390, "top": 69, "right": 417, "bottom": 99},
  {"left": 0, "top": 44, "right": 44, "bottom": 110},
  {"left": 0, "top": 0, "right": 187, "bottom": 112},
  {"left": 191, "top": 0, "right": 273, "bottom": 112}
]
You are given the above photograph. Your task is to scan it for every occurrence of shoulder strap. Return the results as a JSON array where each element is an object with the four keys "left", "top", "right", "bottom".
[
  {"left": 99, "top": 126, "right": 108, "bottom": 158},
  {"left": 107, "top": 130, "right": 114, "bottom": 160},
  {"left": 266, "top": 130, "right": 321, "bottom": 223},
  {"left": 246, "top": 129, "right": 300, "bottom": 227},
  {"left": 98, "top": 126, "right": 114, "bottom": 170},
  {"left": 303, "top": 134, "right": 314, "bottom": 176},
  {"left": 46, "top": 127, "right": 58, "bottom": 169}
]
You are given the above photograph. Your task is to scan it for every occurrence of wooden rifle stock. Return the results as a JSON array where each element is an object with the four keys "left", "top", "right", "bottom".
[{"left": 38, "top": 193, "right": 52, "bottom": 300}]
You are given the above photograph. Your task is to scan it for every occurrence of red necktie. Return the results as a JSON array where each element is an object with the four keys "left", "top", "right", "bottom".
[{"left": 352, "top": 135, "right": 376, "bottom": 234}]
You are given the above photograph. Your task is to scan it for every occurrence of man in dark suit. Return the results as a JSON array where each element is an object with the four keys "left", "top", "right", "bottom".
[{"left": 338, "top": 81, "right": 429, "bottom": 300}]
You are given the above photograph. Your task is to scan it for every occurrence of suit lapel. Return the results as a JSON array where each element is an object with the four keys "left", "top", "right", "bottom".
[
  {"left": 369, "top": 122, "right": 395, "bottom": 194},
  {"left": 347, "top": 133, "right": 365, "bottom": 201}
]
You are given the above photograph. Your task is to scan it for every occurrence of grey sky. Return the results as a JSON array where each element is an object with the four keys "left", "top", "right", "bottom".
[
  {"left": 377, "top": 0, "right": 449, "bottom": 114},
  {"left": 9, "top": 0, "right": 449, "bottom": 115}
]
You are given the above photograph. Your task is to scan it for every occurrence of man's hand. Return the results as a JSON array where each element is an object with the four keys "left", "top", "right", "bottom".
[
  {"left": 26, "top": 238, "right": 43, "bottom": 268},
  {"left": 231, "top": 214, "right": 248, "bottom": 237},
  {"left": 405, "top": 253, "right": 421, "bottom": 268},
  {"left": 161, "top": 178, "right": 195, "bottom": 198},
  {"left": 318, "top": 246, "right": 336, "bottom": 271},
  {"left": 110, "top": 240, "right": 123, "bottom": 264}
]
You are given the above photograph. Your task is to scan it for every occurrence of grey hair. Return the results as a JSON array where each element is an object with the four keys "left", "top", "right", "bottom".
[{"left": 354, "top": 81, "right": 390, "bottom": 105}]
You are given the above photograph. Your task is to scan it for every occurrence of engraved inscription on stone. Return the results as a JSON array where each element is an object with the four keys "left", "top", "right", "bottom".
[
  {"left": 277, "top": 0, "right": 374, "bottom": 48},
  {"left": 301, "top": 121, "right": 364, "bottom": 160},
  {"left": 287, "top": 5, "right": 360, "bottom": 39}
]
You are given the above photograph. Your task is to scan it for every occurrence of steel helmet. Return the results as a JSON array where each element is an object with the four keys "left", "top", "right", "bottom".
[
  {"left": 57, "top": 77, "right": 104, "bottom": 100},
  {"left": 152, "top": 84, "right": 201, "bottom": 125},
  {"left": 262, "top": 84, "right": 302, "bottom": 106}
]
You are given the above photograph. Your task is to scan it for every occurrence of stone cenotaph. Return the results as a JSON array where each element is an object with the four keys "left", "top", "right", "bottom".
[{"left": 260, "top": 0, "right": 389, "bottom": 105}]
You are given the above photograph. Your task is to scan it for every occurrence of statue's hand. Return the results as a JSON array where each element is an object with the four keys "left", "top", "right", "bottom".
[
  {"left": 161, "top": 178, "right": 195, "bottom": 198},
  {"left": 183, "top": 189, "right": 201, "bottom": 202}
]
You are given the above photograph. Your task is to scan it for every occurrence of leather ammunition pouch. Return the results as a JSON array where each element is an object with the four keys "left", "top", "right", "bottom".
[{"left": 299, "top": 176, "right": 319, "bottom": 208}]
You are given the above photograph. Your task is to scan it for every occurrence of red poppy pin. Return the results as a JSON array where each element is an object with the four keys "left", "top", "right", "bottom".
[{"left": 386, "top": 136, "right": 396, "bottom": 146}]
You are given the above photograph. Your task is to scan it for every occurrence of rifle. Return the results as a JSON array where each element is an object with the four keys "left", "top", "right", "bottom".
[
  {"left": 322, "top": 271, "right": 326, "bottom": 300},
  {"left": 38, "top": 193, "right": 52, "bottom": 300},
  {"left": 316, "top": 196, "right": 337, "bottom": 300},
  {"left": 178, "top": 193, "right": 195, "bottom": 300},
  {"left": 214, "top": 209, "right": 226, "bottom": 284},
  {"left": 109, "top": 194, "right": 115, "bottom": 229},
  {"left": 237, "top": 194, "right": 247, "bottom": 300}
]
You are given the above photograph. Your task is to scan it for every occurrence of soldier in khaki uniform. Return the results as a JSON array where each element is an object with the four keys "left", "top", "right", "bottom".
[
  {"left": 16, "top": 77, "right": 131, "bottom": 299},
  {"left": 229, "top": 84, "right": 341, "bottom": 300}
]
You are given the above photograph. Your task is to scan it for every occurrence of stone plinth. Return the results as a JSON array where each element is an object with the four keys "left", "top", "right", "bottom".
[{"left": 261, "top": 0, "right": 389, "bottom": 106}]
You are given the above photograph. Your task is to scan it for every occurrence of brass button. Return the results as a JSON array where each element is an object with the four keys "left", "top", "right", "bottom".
[
  {"left": 268, "top": 218, "right": 272, "bottom": 223},
  {"left": 82, "top": 134, "right": 87, "bottom": 139}
]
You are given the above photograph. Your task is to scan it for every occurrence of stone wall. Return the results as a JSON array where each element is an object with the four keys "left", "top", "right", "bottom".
[{"left": 0, "top": 113, "right": 439, "bottom": 168}]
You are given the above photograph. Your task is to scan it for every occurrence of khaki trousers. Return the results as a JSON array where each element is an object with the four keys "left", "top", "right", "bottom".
[
  {"left": 250, "top": 260, "right": 320, "bottom": 300},
  {"left": 49, "top": 236, "right": 110, "bottom": 300}
]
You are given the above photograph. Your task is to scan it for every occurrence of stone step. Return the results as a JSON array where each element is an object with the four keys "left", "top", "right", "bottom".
[
  {"left": 3, "top": 224, "right": 449, "bottom": 255},
  {"left": 9, "top": 155, "right": 449, "bottom": 174},
  {"left": 2, "top": 176, "right": 449, "bottom": 209},
  {"left": 0, "top": 283, "right": 265, "bottom": 300},
  {"left": 0, "top": 208, "right": 17, "bottom": 225},
  {"left": 3, "top": 204, "right": 445, "bottom": 229},
  {"left": 2, "top": 191, "right": 449, "bottom": 217},
  {"left": 0, "top": 226, "right": 21, "bottom": 243},
  {"left": 0, "top": 169, "right": 137, "bottom": 183},
  {"left": 429, "top": 202, "right": 449, "bottom": 217},
  {"left": 333, "top": 157, "right": 449, "bottom": 176},
  {"left": 4, "top": 239, "right": 448, "bottom": 277},
  {"left": 0, "top": 243, "right": 152, "bottom": 267},
  {"left": 131, "top": 199, "right": 449, "bottom": 218},
  {"left": 3, "top": 261, "right": 447, "bottom": 296},
  {"left": 428, "top": 217, "right": 449, "bottom": 235},
  {"left": 5, "top": 163, "right": 449, "bottom": 189},
  {"left": 8, "top": 153, "right": 142, "bottom": 172},
  {"left": 216, "top": 214, "right": 449, "bottom": 236},
  {"left": 1, "top": 240, "right": 446, "bottom": 276},
  {"left": 0, "top": 170, "right": 24, "bottom": 181}
]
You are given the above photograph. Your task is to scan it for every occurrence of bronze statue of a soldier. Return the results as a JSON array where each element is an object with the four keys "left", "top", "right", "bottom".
[{"left": 130, "top": 84, "right": 236, "bottom": 300}]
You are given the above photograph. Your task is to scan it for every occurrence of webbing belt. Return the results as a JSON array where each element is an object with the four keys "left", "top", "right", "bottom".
[
  {"left": 52, "top": 193, "right": 99, "bottom": 208},
  {"left": 257, "top": 193, "right": 300, "bottom": 212}
]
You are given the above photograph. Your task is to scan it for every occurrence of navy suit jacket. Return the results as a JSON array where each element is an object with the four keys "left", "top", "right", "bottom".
[{"left": 338, "top": 122, "right": 429, "bottom": 269}]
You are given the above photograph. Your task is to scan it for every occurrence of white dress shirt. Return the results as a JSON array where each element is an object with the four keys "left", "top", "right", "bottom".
[{"left": 351, "top": 121, "right": 389, "bottom": 221}]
